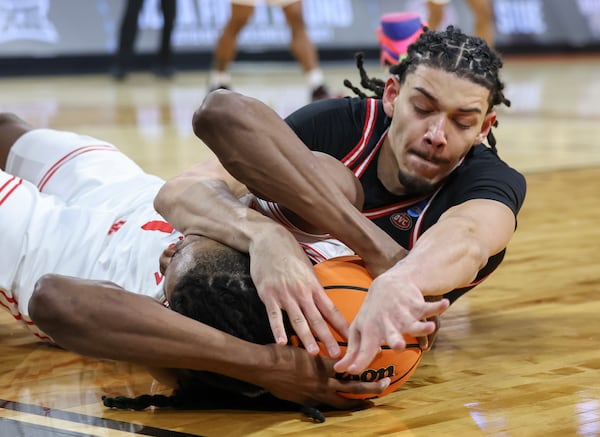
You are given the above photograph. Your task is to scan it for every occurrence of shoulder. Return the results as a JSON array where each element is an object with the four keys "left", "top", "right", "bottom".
[
  {"left": 445, "top": 145, "right": 527, "bottom": 215},
  {"left": 465, "top": 145, "right": 526, "bottom": 185},
  {"left": 285, "top": 98, "right": 387, "bottom": 153},
  {"left": 285, "top": 97, "right": 381, "bottom": 129}
]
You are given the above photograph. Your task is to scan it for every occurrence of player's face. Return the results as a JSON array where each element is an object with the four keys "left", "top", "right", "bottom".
[{"left": 379, "top": 65, "right": 496, "bottom": 195}]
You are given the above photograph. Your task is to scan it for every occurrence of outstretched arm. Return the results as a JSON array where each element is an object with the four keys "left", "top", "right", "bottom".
[
  {"left": 192, "top": 90, "right": 406, "bottom": 275},
  {"left": 334, "top": 199, "right": 516, "bottom": 373},
  {"left": 28, "top": 274, "right": 389, "bottom": 409}
]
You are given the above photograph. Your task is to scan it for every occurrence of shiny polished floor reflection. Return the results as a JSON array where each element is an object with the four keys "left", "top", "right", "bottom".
[{"left": 1, "top": 54, "right": 600, "bottom": 436}]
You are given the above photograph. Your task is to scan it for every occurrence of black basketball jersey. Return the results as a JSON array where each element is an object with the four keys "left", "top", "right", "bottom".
[{"left": 286, "top": 97, "right": 527, "bottom": 302}]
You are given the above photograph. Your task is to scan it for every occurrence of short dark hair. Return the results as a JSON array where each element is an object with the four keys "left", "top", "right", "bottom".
[{"left": 344, "top": 25, "right": 510, "bottom": 152}]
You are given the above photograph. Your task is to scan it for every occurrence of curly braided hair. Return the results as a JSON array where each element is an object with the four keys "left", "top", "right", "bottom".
[
  {"left": 102, "top": 242, "right": 326, "bottom": 422},
  {"left": 344, "top": 25, "right": 510, "bottom": 152}
]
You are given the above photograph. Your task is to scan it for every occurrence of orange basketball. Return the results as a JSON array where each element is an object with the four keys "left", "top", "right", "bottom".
[{"left": 313, "top": 255, "right": 422, "bottom": 400}]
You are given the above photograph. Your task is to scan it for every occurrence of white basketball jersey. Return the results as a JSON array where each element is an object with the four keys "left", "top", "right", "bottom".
[
  {"left": 0, "top": 172, "right": 182, "bottom": 341},
  {"left": 0, "top": 128, "right": 183, "bottom": 341},
  {"left": 0, "top": 127, "right": 353, "bottom": 341}
]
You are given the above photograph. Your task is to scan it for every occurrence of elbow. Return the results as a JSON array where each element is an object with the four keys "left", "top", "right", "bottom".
[
  {"left": 192, "top": 89, "right": 239, "bottom": 141},
  {"left": 462, "top": 225, "right": 492, "bottom": 273},
  {"left": 467, "top": 238, "right": 490, "bottom": 273},
  {"left": 0, "top": 112, "right": 23, "bottom": 126},
  {"left": 29, "top": 274, "right": 68, "bottom": 335}
]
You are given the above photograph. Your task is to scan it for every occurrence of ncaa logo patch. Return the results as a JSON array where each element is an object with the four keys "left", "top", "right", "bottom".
[{"left": 390, "top": 212, "right": 412, "bottom": 230}]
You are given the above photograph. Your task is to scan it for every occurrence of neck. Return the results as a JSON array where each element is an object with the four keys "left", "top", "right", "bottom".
[{"left": 377, "top": 138, "right": 406, "bottom": 195}]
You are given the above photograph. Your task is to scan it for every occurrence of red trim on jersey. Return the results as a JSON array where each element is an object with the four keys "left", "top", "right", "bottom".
[
  {"left": 408, "top": 184, "right": 448, "bottom": 249},
  {"left": 353, "top": 129, "right": 388, "bottom": 179},
  {"left": 0, "top": 300, "right": 13, "bottom": 313},
  {"left": 141, "top": 221, "right": 174, "bottom": 233},
  {"left": 0, "top": 176, "right": 23, "bottom": 206},
  {"left": 258, "top": 199, "right": 330, "bottom": 239},
  {"left": 408, "top": 156, "right": 466, "bottom": 249},
  {"left": 38, "top": 144, "right": 118, "bottom": 192},
  {"left": 341, "top": 99, "right": 378, "bottom": 168},
  {"left": 363, "top": 193, "right": 431, "bottom": 220},
  {"left": 0, "top": 288, "right": 16, "bottom": 304},
  {"left": 265, "top": 201, "right": 291, "bottom": 227},
  {"left": 299, "top": 242, "right": 328, "bottom": 264},
  {"left": 34, "top": 332, "right": 53, "bottom": 342},
  {"left": 0, "top": 289, "right": 35, "bottom": 326}
]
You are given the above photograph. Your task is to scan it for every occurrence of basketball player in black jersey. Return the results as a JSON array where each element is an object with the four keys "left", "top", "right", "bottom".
[
  {"left": 171, "top": 25, "right": 527, "bottom": 375},
  {"left": 23, "top": 26, "right": 525, "bottom": 412}
]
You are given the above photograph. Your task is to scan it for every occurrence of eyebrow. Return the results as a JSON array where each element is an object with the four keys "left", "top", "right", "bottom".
[{"left": 414, "top": 86, "right": 483, "bottom": 114}]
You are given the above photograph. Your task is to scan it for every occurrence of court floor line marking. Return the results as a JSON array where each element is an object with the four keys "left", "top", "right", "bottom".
[
  {"left": 0, "top": 417, "right": 90, "bottom": 437},
  {"left": 0, "top": 399, "right": 204, "bottom": 437}
]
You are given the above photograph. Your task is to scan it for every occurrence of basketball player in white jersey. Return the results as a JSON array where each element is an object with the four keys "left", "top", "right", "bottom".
[{"left": 0, "top": 112, "right": 387, "bottom": 409}]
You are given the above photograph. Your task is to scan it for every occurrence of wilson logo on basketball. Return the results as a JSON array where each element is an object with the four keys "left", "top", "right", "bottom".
[
  {"left": 335, "top": 365, "right": 395, "bottom": 382},
  {"left": 390, "top": 212, "right": 412, "bottom": 230},
  {"left": 313, "top": 255, "right": 423, "bottom": 399}
]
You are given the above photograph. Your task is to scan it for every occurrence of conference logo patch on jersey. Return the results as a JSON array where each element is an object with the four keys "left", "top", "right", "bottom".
[
  {"left": 407, "top": 206, "right": 422, "bottom": 218},
  {"left": 390, "top": 212, "right": 412, "bottom": 230},
  {"left": 407, "top": 198, "right": 429, "bottom": 218}
]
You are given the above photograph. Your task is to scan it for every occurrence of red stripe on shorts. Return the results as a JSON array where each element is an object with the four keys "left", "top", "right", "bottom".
[
  {"left": 38, "top": 144, "right": 118, "bottom": 192},
  {"left": 0, "top": 176, "right": 22, "bottom": 206}
]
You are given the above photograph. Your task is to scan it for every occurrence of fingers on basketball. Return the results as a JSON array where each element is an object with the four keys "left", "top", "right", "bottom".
[{"left": 311, "top": 256, "right": 423, "bottom": 400}]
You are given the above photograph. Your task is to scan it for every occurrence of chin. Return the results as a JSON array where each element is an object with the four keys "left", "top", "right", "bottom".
[{"left": 397, "top": 171, "right": 436, "bottom": 195}]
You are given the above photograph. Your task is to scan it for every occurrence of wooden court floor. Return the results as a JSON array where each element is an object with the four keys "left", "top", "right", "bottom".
[{"left": 1, "top": 54, "right": 599, "bottom": 436}]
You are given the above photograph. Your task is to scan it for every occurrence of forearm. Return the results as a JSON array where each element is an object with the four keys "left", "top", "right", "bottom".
[
  {"left": 155, "top": 173, "right": 281, "bottom": 253},
  {"left": 193, "top": 90, "right": 405, "bottom": 269},
  {"left": 29, "top": 275, "right": 275, "bottom": 384},
  {"left": 392, "top": 200, "right": 517, "bottom": 297},
  {"left": 387, "top": 216, "right": 489, "bottom": 296}
]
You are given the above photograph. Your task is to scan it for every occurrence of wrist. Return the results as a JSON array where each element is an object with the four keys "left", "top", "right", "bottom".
[
  {"left": 203, "top": 206, "right": 278, "bottom": 253},
  {"left": 192, "top": 335, "right": 276, "bottom": 388},
  {"left": 220, "top": 342, "right": 280, "bottom": 389},
  {"left": 247, "top": 220, "right": 292, "bottom": 253},
  {"left": 335, "top": 207, "right": 406, "bottom": 262}
]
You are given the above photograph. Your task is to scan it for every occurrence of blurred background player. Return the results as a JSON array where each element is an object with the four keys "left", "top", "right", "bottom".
[
  {"left": 427, "top": 0, "right": 495, "bottom": 47},
  {"left": 207, "top": 0, "right": 331, "bottom": 101},
  {"left": 110, "top": 0, "right": 177, "bottom": 80}
]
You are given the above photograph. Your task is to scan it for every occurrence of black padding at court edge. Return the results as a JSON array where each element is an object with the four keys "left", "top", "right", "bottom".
[{"left": 0, "top": 399, "right": 206, "bottom": 437}]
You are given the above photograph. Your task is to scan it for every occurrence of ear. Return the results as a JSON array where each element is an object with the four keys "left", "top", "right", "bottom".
[
  {"left": 474, "top": 111, "right": 497, "bottom": 145},
  {"left": 159, "top": 244, "right": 177, "bottom": 275},
  {"left": 382, "top": 76, "right": 401, "bottom": 117}
]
